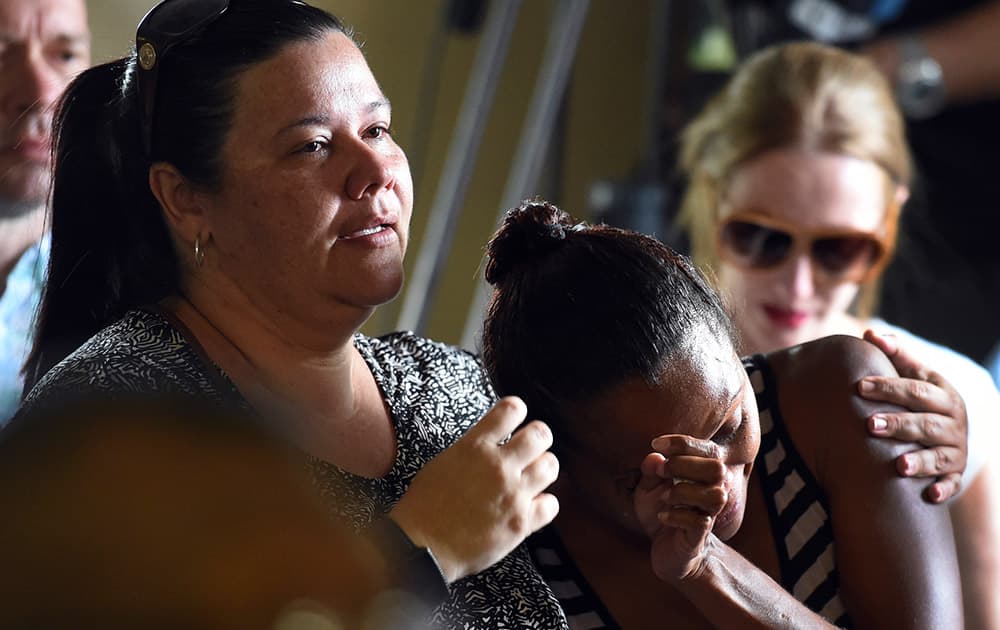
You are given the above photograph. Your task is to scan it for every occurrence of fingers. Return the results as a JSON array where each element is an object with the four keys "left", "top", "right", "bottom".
[
  {"left": 858, "top": 376, "right": 955, "bottom": 415},
  {"left": 530, "top": 493, "right": 560, "bottom": 531},
  {"left": 862, "top": 329, "right": 962, "bottom": 398},
  {"left": 638, "top": 453, "right": 668, "bottom": 492},
  {"left": 863, "top": 329, "right": 929, "bottom": 380},
  {"left": 520, "top": 450, "right": 559, "bottom": 494},
  {"left": 923, "top": 473, "right": 962, "bottom": 504},
  {"left": 471, "top": 396, "right": 529, "bottom": 442},
  {"left": 661, "top": 480, "right": 728, "bottom": 516},
  {"left": 661, "top": 455, "right": 727, "bottom": 485},
  {"left": 657, "top": 507, "right": 713, "bottom": 532},
  {"left": 868, "top": 411, "right": 964, "bottom": 446},
  {"left": 896, "top": 445, "right": 967, "bottom": 478},
  {"left": 651, "top": 434, "right": 723, "bottom": 460},
  {"left": 502, "top": 419, "right": 554, "bottom": 466}
]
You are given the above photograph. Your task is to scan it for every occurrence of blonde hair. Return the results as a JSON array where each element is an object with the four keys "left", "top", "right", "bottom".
[{"left": 678, "top": 41, "right": 912, "bottom": 316}]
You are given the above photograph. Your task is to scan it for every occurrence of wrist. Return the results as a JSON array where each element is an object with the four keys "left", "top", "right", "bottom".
[
  {"left": 894, "top": 34, "right": 947, "bottom": 119},
  {"left": 366, "top": 516, "right": 452, "bottom": 605}
]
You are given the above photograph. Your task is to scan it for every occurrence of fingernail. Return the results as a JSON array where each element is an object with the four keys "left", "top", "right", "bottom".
[
  {"left": 871, "top": 415, "right": 888, "bottom": 432},
  {"left": 651, "top": 436, "right": 668, "bottom": 450},
  {"left": 900, "top": 455, "right": 912, "bottom": 475},
  {"left": 859, "top": 379, "right": 875, "bottom": 393}
]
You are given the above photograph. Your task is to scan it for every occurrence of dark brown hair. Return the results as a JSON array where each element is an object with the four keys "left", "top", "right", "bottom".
[{"left": 482, "top": 199, "right": 736, "bottom": 427}]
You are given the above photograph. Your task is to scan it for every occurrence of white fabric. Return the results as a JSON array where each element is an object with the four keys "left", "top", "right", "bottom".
[{"left": 868, "top": 318, "right": 1000, "bottom": 487}]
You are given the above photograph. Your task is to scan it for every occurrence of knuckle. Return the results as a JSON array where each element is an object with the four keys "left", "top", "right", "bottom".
[
  {"left": 922, "top": 416, "right": 944, "bottom": 441},
  {"left": 708, "top": 487, "right": 727, "bottom": 509},
  {"left": 507, "top": 511, "right": 527, "bottom": 537},
  {"left": 541, "top": 451, "right": 559, "bottom": 477},
  {"left": 488, "top": 458, "right": 512, "bottom": 488},
  {"left": 881, "top": 414, "right": 900, "bottom": 432},
  {"left": 933, "top": 448, "right": 952, "bottom": 474},
  {"left": 909, "top": 380, "right": 932, "bottom": 400},
  {"left": 495, "top": 396, "right": 525, "bottom": 417},
  {"left": 527, "top": 420, "right": 552, "bottom": 445},
  {"left": 870, "top": 378, "right": 893, "bottom": 395}
]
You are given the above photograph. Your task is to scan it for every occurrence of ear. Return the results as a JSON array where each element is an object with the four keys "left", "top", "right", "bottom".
[{"left": 148, "top": 162, "right": 210, "bottom": 245}]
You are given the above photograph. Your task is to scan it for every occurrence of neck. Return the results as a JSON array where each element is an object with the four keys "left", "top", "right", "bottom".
[
  {"left": 164, "top": 280, "right": 364, "bottom": 424},
  {"left": 0, "top": 206, "right": 45, "bottom": 285},
  {"left": 166, "top": 275, "right": 400, "bottom": 477}
]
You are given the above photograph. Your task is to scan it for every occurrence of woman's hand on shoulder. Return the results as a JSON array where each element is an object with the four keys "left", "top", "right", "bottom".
[
  {"left": 775, "top": 334, "right": 963, "bottom": 628},
  {"left": 858, "top": 329, "right": 968, "bottom": 503},
  {"left": 638, "top": 435, "right": 730, "bottom": 583},
  {"left": 388, "top": 397, "right": 559, "bottom": 583}
]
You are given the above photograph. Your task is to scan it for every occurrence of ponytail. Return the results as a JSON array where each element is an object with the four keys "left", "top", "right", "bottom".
[
  {"left": 22, "top": 0, "right": 349, "bottom": 393},
  {"left": 23, "top": 59, "right": 179, "bottom": 392}
]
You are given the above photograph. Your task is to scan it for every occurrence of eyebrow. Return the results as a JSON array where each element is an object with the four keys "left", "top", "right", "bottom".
[
  {"left": 0, "top": 33, "right": 90, "bottom": 46},
  {"left": 708, "top": 376, "right": 747, "bottom": 437},
  {"left": 276, "top": 99, "right": 392, "bottom": 136}
]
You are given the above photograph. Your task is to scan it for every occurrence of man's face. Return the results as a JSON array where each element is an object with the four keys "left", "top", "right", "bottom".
[{"left": 0, "top": 0, "right": 89, "bottom": 215}]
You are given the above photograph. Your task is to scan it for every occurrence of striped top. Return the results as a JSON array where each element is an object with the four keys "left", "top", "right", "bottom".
[
  {"left": 528, "top": 357, "right": 852, "bottom": 628},
  {"left": 526, "top": 527, "right": 619, "bottom": 629},
  {"left": 746, "top": 355, "right": 852, "bottom": 628}
]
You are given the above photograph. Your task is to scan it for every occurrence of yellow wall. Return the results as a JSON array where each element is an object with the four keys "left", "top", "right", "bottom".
[{"left": 87, "top": 0, "right": 651, "bottom": 346}]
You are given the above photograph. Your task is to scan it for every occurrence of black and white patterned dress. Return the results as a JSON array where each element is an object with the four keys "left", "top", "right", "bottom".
[{"left": 20, "top": 308, "right": 568, "bottom": 629}]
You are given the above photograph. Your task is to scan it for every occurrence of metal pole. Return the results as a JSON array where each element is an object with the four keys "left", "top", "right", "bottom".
[
  {"left": 460, "top": 0, "right": 591, "bottom": 350},
  {"left": 396, "top": 0, "right": 523, "bottom": 334}
]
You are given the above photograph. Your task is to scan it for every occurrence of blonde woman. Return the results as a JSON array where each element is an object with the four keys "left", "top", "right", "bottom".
[{"left": 679, "top": 41, "right": 1000, "bottom": 628}]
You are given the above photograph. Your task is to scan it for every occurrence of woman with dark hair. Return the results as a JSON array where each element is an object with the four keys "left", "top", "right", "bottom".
[
  {"left": 481, "top": 200, "right": 961, "bottom": 627},
  {"left": 17, "top": 1, "right": 563, "bottom": 627}
]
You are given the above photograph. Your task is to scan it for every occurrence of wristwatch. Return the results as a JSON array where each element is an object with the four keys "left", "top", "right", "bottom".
[{"left": 895, "top": 35, "right": 947, "bottom": 120}]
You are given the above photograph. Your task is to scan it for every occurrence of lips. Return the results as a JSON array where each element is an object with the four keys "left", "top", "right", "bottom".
[
  {"left": 338, "top": 213, "right": 399, "bottom": 242},
  {"left": 762, "top": 304, "right": 809, "bottom": 329},
  {"left": 341, "top": 224, "right": 389, "bottom": 240},
  {"left": 2, "top": 137, "right": 51, "bottom": 163},
  {"left": 340, "top": 222, "right": 395, "bottom": 241}
]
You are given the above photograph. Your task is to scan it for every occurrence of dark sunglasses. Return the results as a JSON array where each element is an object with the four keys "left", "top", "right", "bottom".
[
  {"left": 135, "top": 0, "right": 230, "bottom": 156},
  {"left": 716, "top": 212, "right": 892, "bottom": 282}
]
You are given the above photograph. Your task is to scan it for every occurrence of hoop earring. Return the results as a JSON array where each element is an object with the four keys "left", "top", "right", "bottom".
[{"left": 193, "top": 236, "right": 205, "bottom": 268}]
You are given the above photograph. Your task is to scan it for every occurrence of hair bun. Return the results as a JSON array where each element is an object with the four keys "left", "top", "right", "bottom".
[{"left": 484, "top": 199, "right": 581, "bottom": 285}]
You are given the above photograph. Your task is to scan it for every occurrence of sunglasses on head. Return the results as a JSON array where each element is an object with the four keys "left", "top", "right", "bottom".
[
  {"left": 135, "top": 0, "right": 230, "bottom": 157},
  {"left": 716, "top": 211, "right": 892, "bottom": 283}
]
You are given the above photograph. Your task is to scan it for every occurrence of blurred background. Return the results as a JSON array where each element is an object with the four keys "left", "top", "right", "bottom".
[
  {"left": 88, "top": 0, "right": 1000, "bottom": 362},
  {"left": 89, "top": 0, "right": 665, "bottom": 347}
]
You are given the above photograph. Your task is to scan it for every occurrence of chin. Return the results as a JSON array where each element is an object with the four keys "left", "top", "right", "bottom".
[
  {"left": 713, "top": 502, "right": 746, "bottom": 541},
  {"left": 0, "top": 167, "right": 49, "bottom": 211},
  {"left": 356, "top": 273, "right": 405, "bottom": 308}
]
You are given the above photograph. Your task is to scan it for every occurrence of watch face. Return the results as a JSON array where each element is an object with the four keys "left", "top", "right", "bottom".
[{"left": 898, "top": 57, "right": 946, "bottom": 119}]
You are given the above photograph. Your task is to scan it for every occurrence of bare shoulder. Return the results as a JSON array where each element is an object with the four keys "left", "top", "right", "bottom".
[
  {"left": 763, "top": 335, "right": 905, "bottom": 483},
  {"left": 767, "top": 334, "right": 897, "bottom": 394},
  {"left": 761, "top": 339, "right": 961, "bottom": 627}
]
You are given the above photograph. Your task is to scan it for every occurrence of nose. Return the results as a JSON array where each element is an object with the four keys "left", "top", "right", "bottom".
[
  {"left": 344, "top": 142, "right": 397, "bottom": 200},
  {"left": 783, "top": 254, "right": 816, "bottom": 299},
  {"left": 2, "top": 46, "right": 65, "bottom": 120}
]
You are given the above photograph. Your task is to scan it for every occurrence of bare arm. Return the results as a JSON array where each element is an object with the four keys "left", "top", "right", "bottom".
[
  {"left": 638, "top": 442, "right": 834, "bottom": 628},
  {"left": 769, "top": 335, "right": 962, "bottom": 628},
  {"left": 950, "top": 462, "right": 1000, "bottom": 629},
  {"left": 863, "top": 1, "right": 1000, "bottom": 105}
]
